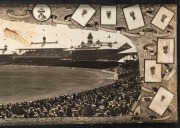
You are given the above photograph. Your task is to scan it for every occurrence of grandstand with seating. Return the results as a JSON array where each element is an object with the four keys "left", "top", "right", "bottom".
[
  {"left": 11, "top": 33, "right": 138, "bottom": 69},
  {"left": 0, "top": 33, "right": 141, "bottom": 119}
]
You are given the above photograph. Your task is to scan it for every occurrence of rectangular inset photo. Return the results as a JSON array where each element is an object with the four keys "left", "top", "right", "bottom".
[
  {"left": 148, "top": 87, "right": 174, "bottom": 116},
  {"left": 71, "top": 4, "right": 96, "bottom": 27},
  {"left": 151, "top": 6, "right": 175, "bottom": 30},
  {"left": 101, "top": 6, "right": 116, "bottom": 25},
  {"left": 144, "top": 60, "right": 162, "bottom": 83},
  {"left": 157, "top": 38, "right": 174, "bottom": 64},
  {"left": 123, "top": 4, "right": 145, "bottom": 30}
]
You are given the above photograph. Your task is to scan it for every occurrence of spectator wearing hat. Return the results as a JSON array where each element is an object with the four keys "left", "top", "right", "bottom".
[{"left": 38, "top": 7, "right": 47, "bottom": 20}]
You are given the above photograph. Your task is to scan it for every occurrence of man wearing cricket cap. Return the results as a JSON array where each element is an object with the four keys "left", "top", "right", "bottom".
[{"left": 38, "top": 7, "right": 47, "bottom": 21}]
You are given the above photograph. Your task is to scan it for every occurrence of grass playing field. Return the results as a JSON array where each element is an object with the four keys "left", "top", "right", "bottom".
[{"left": 0, "top": 65, "right": 114, "bottom": 104}]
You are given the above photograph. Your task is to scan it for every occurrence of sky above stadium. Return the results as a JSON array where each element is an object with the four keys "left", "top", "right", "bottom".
[{"left": 0, "top": 19, "right": 135, "bottom": 54}]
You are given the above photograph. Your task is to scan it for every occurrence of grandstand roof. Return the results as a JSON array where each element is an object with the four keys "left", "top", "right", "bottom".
[
  {"left": 112, "top": 42, "right": 126, "bottom": 49},
  {"left": 63, "top": 47, "right": 76, "bottom": 51},
  {"left": 16, "top": 48, "right": 67, "bottom": 50},
  {"left": 96, "top": 59, "right": 118, "bottom": 62},
  {"left": 75, "top": 47, "right": 98, "bottom": 51},
  {"left": 13, "top": 56, "right": 63, "bottom": 58},
  {"left": 118, "top": 55, "right": 134, "bottom": 62},
  {"left": 64, "top": 47, "right": 98, "bottom": 51},
  {"left": 118, "top": 58, "right": 126, "bottom": 63},
  {"left": 118, "top": 48, "right": 137, "bottom": 54},
  {"left": 98, "top": 46, "right": 118, "bottom": 50}
]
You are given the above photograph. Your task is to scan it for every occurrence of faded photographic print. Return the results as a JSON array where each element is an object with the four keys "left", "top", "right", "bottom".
[
  {"left": 0, "top": 3, "right": 177, "bottom": 125},
  {"left": 157, "top": 38, "right": 174, "bottom": 64},
  {"left": 145, "top": 60, "right": 162, "bottom": 83}
]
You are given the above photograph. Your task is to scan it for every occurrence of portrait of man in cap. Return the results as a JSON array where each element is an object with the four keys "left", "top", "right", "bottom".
[{"left": 38, "top": 7, "right": 47, "bottom": 21}]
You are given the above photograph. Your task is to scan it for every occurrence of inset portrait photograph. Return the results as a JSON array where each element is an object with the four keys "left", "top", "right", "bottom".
[
  {"left": 71, "top": 4, "right": 96, "bottom": 27},
  {"left": 157, "top": 38, "right": 174, "bottom": 64},
  {"left": 151, "top": 6, "right": 175, "bottom": 30},
  {"left": 145, "top": 60, "right": 162, "bottom": 83},
  {"left": 148, "top": 87, "right": 174, "bottom": 116},
  {"left": 101, "top": 6, "right": 116, "bottom": 25},
  {"left": 123, "top": 4, "right": 145, "bottom": 30},
  {"left": 33, "top": 4, "right": 51, "bottom": 22}
]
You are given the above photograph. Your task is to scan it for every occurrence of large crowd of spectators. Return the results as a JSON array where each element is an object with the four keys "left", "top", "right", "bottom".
[
  {"left": 0, "top": 73, "right": 140, "bottom": 118},
  {"left": 22, "top": 50, "right": 68, "bottom": 58},
  {"left": 21, "top": 50, "right": 120, "bottom": 61},
  {"left": 0, "top": 55, "right": 13, "bottom": 63},
  {"left": 117, "top": 61, "right": 139, "bottom": 76},
  {"left": 66, "top": 51, "right": 97, "bottom": 60}
]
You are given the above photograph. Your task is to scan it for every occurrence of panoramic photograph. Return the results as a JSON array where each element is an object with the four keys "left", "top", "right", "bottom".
[{"left": 0, "top": 3, "right": 177, "bottom": 125}]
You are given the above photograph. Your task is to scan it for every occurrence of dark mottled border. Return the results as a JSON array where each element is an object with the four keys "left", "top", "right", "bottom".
[
  {"left": 0, "top": 0, "right": 177, "bottom": 4},
  {"left": 0, "top": 0, "right": 179, "bottom": 128}
]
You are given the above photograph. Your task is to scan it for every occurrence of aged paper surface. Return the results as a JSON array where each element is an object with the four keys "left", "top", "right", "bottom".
[{"left": 0, "top": 4, "right": 177, "bottom": 125}]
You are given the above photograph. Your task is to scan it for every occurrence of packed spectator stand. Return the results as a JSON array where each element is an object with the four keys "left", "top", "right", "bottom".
[
  {"left": 0, "top": 72, "right": 140, "bottom": 118},
  {"left": 0, "top": 32, "right": 140, "bottom": 118},
  {"left": 21, "top": 49, "right": 68, "bottom": 58}
]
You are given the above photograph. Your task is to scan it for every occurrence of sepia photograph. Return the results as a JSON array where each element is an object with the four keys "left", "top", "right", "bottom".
[
  {"left": 148, "top": 87, "right": 174, "bottom": 116},
  {"left": 151, "top": 6, "right": 175, "bottom": 30},
  {"left": 71, "top": 4, "right": 96, "bottom": 27},
  {"left": 101, "top": 6, "right": 117, "bottom": 25},
  {"left": 157, "top": 38, "right": 175, "bottom": 64},
  {"left": 144, "top": 60, "right": 162, "bottom": 83},
  {"left": 0, "top": 2, "right": 177, "bottom": 126},
  {"left": 32, "top": 4, "right": 52, "bottom": 22},
  {"left": 123, "top": 4, "right": 145, "bottom": 30}
]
